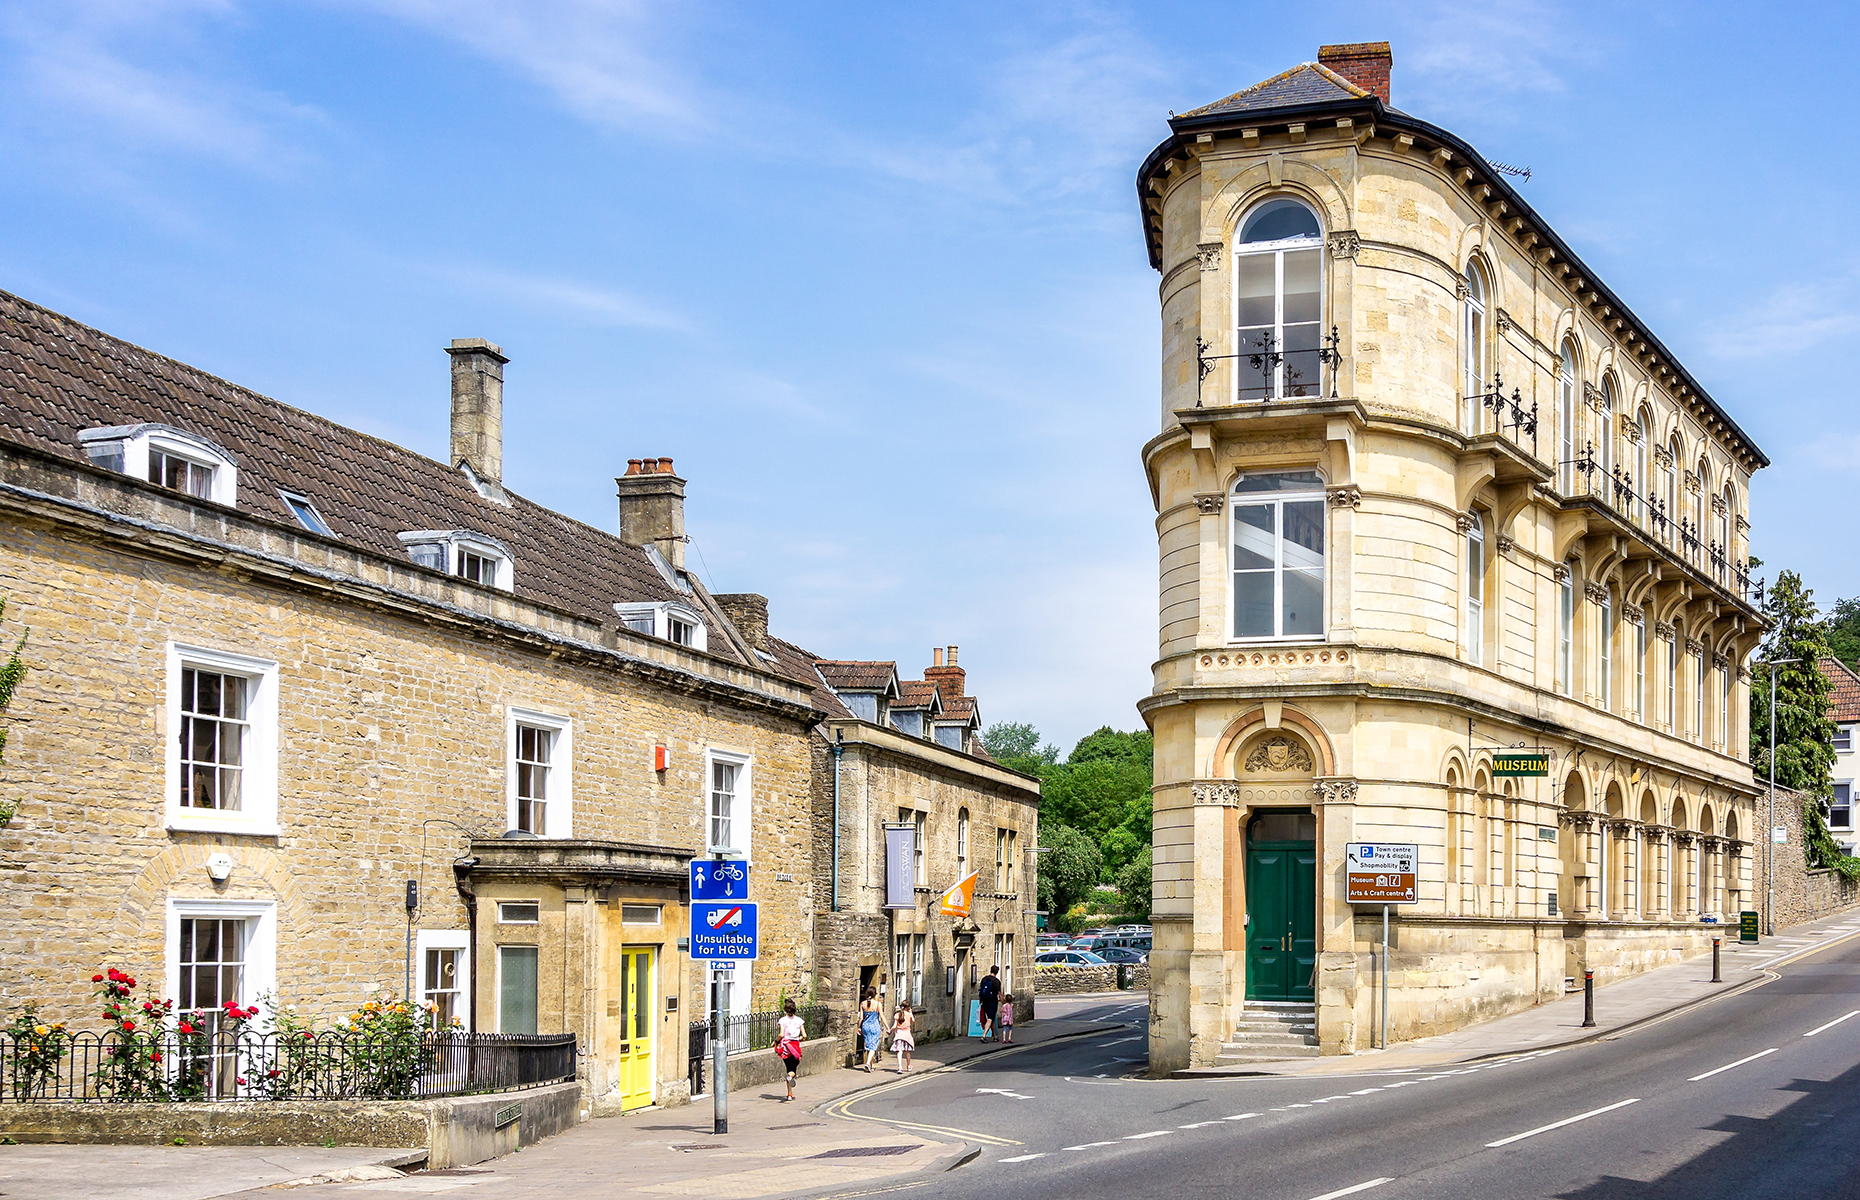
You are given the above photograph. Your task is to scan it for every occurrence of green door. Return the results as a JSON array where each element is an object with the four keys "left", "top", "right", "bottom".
[{"left": 1245, "top": 810, "right": 1317, "bottom": 1001}]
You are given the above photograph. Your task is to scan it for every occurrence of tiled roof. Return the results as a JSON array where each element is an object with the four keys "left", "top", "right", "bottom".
[
  {"left": 1822, "top": 658, "right": 1860, "bottom": 723},
  {"left": 0, "top": 290, "right": 723, "bottom": 649},
  {"left": 892, "top": 680, "right": 943, "bottom": 712},
  {"left": 814, "top": 660, "right": 899, "bottom": 694},
  {"left": 938, "top": 695, "right": 980, "bottom": 727},
  {"left": 766, "top": 638, "right": 853, "bottom": 720},
  {"left": 1178, "top": 62, "right": 1367, "bottom": 119}
]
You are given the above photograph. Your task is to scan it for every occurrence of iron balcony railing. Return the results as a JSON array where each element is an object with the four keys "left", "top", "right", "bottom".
[
  {"left": 685, "top": 1004, "right": 829, "bottom": 1097},
  {"left": 0, "top": 1030, "right": 575, "bottom": 1103}
]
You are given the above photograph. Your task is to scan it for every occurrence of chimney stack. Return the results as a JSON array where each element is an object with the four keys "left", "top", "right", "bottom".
[
  {"left": 447, "top": 339, "right": 508, "bottom": 486},
  {"left": 714, "top": 593, "right": 770, "bottom": 654},
  {"left": 1318, "top": 42, "right": 1392, "bottom": 103},
  {"left": 616, "top": 456, "right": 687, "bottom": 569},
  {"left": 925, "top": 644, "right": 965, "bottom": 706}
]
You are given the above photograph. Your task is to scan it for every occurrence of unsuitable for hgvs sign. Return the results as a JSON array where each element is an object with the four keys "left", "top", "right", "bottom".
[
  {"left": 1345, "top": 842, "right": 1418, "bottom": 904},
  {"left": 690, "top": 902, "right": 759, "bottom": 961}
]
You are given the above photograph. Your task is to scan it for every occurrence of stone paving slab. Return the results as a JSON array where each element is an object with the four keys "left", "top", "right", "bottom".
[
  {"left": 0, "top": 1144, "right": 426, "bottom": 1200},
  {"left": 1179, "top": 906, "right": 1860, "bottom": 1078}
]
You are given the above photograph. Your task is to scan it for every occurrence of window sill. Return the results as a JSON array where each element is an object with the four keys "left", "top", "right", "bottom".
[{"left": 166, "top": 813, "right": 281, "bottom": 837}]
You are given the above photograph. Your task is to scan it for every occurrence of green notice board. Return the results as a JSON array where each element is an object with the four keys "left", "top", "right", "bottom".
[
  {"left": 1740, "top": 910, "right": 1760, "bottom": 943},
  {"left": 1493, "top": 752, "right": 1550, "bottom": 777}
]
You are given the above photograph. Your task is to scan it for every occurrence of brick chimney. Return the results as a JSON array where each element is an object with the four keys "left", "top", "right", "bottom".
[
  {"left": 447, "top": 339, "right": 507, "bottom": 487},
  {"left": 714, "top": 593, "right": 769, "bottom": 654},
  {"left": 1318, "top": 42, "right": 1392, "bottom": 103},
  {"left": 924, "top": 644, "right": 965, "bottom": 706},
  {"left": 616, "top": 457, "right": 686, "bottom": 569}
]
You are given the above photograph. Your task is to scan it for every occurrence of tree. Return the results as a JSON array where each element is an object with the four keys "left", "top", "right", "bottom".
[
  {"left": 1827, "top": 596, "right": 1860, "bottom": 671},
  {"left": 1036, "top": 824, "right": 1103, "bottom": 917},
  {"left": 0, "top": 600, "right": 25, "bottom": 827},
  {"left": 1749, "top": 571, "right": 1853, "bottom": 877},
  {"left": 982, "top": 721, "right": 1058, "bottom": 776},
  {"left": 1115, "top": 845, "right": 1152, "bottom": 921}
]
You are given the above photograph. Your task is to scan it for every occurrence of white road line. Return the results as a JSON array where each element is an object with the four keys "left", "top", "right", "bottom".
[
  {"left": 1485, "top": 1098, "right": 1641, "bottom": 1147},
  {"left": 1804, "top": 1011, "right": 1860, "bottom": 1037},
  {"left": 1311, "top": 1095, "right": 1354, "bottom": 1103},
  {"left": 1688, "top": 1048, "right": 1778, "bottom": 1081},
  {"left": 1223, "top": 1113, "right": 1259, "bottom": 1120},
  {"left": 1348, "top": 1088, "right": 1382, "bottom": 1095},
  {"left": 1178, "top": 1121, "right": 1222, "bottom": 1129},
  {"left": 1125, "top": 1130, "right": 1172, "bottom": 1140},
  {"left": 999, "top": 1154, "right": 1047, "bottom": 1163},
  {"left": 1306, "top": 1180, "right": 1393, "bottom": 1200},
  {"left": 1062, "top": 1141, "right": 1119, "bottom": 1151}
]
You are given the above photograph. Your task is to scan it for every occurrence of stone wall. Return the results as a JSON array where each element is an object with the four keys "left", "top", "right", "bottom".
[
  {"left": 1032, "top": 964, "right": 1150, "bottom": 994},
  {"left": 1752, "top": 786, "right": 1860, "bottom": 929}
]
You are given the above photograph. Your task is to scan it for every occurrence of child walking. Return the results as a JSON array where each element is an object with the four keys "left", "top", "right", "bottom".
[
  {"left": 890, "top": 1004, "right": 916, "bottom": 1073},
  {"left": 998, "top": 991, "right": 1015, "bottom": 1044}
]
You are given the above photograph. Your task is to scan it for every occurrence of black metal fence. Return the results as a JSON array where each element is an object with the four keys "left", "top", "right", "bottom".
[
  {"left": 685, "top": 1005, "right": 829, "bottom": 1097},
  {"left": 0, "top": 1030, "right": 575, "bottom": 1103}
]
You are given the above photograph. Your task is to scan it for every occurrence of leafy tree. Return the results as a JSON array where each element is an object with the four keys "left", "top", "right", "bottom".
[
  {"left": 0, "top": 600, "right": 26, "bottom": 827},
  {"left": 982, "top": 721, "right": 1059, "bottom": 776},
  {"left": 1826, "top": 596, "right": 1860, "bottom": 671},
  {"left": 1115, "top": 845, "right": 1152, "bottom": 921},
  {"left": 1749, "top": 571, "right": 1854, "bottom": 878},
  {"left": 1036, "top": 824, "right": 1103, "bottom": 916}
]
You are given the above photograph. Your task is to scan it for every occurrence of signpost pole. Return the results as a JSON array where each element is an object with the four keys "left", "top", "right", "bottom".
[
  {"left": 711, "top": 963, "right": 728, "bottom": 1135},
  {"left": 1381, "top": 904, "right": 1390, "bottom": 1051}
]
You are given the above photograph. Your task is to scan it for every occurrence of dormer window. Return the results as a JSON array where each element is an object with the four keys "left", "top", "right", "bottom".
[
  {"left": 279, "top": 491, "right": 333, "bottom": 536},
  {"left": 614, "top": 601, "right": 708, "bottom": 651},
  {"left": 79, "top": 424, "right": 238, "bottom": 506},
  {"left": 398, "top": 530, "right": 514, "bottom": 591}
]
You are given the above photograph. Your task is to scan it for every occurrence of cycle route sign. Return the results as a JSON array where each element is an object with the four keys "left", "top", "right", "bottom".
[{"left": 691, "top": 858, "right": 751, "bottom": 901}]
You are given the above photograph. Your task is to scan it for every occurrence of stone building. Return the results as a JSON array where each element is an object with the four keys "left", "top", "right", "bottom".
[
  {"left": 0, "top": 293, "right": 830, "bottom": 1115},
  {"left": 1134, "top": 44, "right": 1769, "bottom": 1068}
]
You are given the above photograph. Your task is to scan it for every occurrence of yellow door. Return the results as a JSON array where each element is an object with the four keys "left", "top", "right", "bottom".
[{"left": 619, "top": 947, "right": 655, "bottom": 1111}]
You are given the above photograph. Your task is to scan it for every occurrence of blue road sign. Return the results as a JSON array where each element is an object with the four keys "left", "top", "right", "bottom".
[
  {"left": 691, "top": 901, "right": 759, "bottom": 961},
  {"left": 691, "top": 859, "right": 751, "bottom": 902}
]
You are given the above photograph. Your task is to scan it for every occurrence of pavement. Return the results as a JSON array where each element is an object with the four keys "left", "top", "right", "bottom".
[
  {"left": 1177, "top": 905, "right": 1860, "bottom": 1077},
  {"left": 0, "top": 1013, "right": 1122, "bottom": 1200}
]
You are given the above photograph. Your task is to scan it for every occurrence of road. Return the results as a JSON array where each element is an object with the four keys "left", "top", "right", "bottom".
[{"left": 822, "top": 936, "right": 1860, "bottom": 1200}]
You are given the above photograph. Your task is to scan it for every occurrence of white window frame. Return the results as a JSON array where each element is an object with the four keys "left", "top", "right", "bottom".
[
  {"left": 1832, "top": 782, "right": 1854, "bottom": 831},
  {"left": 1466, "top": 512, "right": 1485, "bottom": 666},
  {"left": 1557, "top": 572, "right": 1574, "bottom": 697},
  {"left": 704, "top": 748, "right": 752, "bottom": 857},
  {"left": 613, "top": 601, "right": 709, "bottom": 651},
  {"left": 416, "top": 929, "right": 471, "bottom": 1031},
  {"left": 496, "top": 943, "right": 541, "bottom": 1035},
  {"left": 1694, "top": 649, "right": 1707, "bottom": 744},
  {"left": 277, "top": 490, "right": 334, "bottom": 537},
  {"left": 398, "top": 530, "right": 515, "bottom": 592},
  {"left": 956, "top": 808, "right": 969, "bottom": 878},
  {"left": 81, "top": 424, "right": 238, "bottom": 506},
  {"left": 1634, "top": 616, "right": 1647, "bottom": 723},
  {"left": 1461, "top": 264, "right": 1488, "bottom": 435},
  {"left": 165, "top": 642, "right": 280, "bottom": 836},
  {"left": 1665, "top": 628, "right": 1678, "bottom": 728},
  {"left": 165, "top": 898, "right": 276, "bottom": 1024},
  {"left": 1597, "top": 377, "right": 1617, "bottom": 499},
  {"left": 1599, "top": 587, "right": 1614, "bottom": 712},
  {"left": 1229, "top": 473, "right": 1328, "bottom": 643},
  {"left": 1232, "top": 200, "right": 1325, "bottom": 403},
  {"left": 913, "top": 809, "right": 927, "bottom": 887},
  {"left": 1558, "top": 344, "right": 1578, "bottom": 494},
  {"left": 1836, "top": 726, "right": 1854, "bottom": 754},
  {"left": 506, "top": 708, "right": 572, "bottom": 838}
]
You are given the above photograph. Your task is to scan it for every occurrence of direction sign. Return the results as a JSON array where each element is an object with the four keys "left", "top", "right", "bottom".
[
  {"left": 691, "top": 858, "right": 751, "bottom": 902},
  {"left": 1740, "top": 910, "right": 1760, "bottom": 944},
  {"left": 690, "top": 901, "right": 759, "bottom": 961},
  {"left": 1346, "top": 842, "right": 1418, "bottom": 904}
]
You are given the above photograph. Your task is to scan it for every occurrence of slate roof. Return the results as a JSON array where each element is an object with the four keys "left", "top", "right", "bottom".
[
  {"left": 1178, "top": 62, "right": 1367, "bottom": 119},
  {"left": 0, "top": 289, "right": 724, "bottom": 651},
  {"left": 814, "top": 660, "right": 900, "bottom": 694},
  {"left": 1822, "top": 658, "right": 1860, "bottom": 724}
]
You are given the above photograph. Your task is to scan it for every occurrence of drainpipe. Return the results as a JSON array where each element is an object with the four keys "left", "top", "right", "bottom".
[
  {"left": 832, "top": 729, "right": 844, "bottom": 912},
  {"left": 453, "top": 857, "right": 480, "bottom": 1032}
]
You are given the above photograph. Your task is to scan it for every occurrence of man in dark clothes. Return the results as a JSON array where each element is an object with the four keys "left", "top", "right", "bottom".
[{"left": 977, "top": 965, "right": 1002, "bottom": 1041}]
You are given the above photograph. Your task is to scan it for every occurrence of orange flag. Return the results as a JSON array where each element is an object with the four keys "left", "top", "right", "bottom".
[{"left": 937, "top": 871, "right": 979, "bottom": 918}]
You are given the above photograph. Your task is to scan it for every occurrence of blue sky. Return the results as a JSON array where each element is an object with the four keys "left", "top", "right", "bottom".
[{"left": 3, "top": 2, "right": 1855, "bottom": 755}]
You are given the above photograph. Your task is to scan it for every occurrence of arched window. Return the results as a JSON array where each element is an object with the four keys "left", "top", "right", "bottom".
[
  {"left": 1598, "top": 376, "right": 1617, "bottom": 503},
  {"left": 1558, "top": 341, "right": 1579, "bottom": 493},
  {"left": 1667, "top": 621, "right": 1681, "bottom": 728},
  {"left": 1633, "top": 609, "right": 1647, "bottom": 723},
  {"left": 1716, "top": 484, "right": 1732, "bottom": 578},
  {"left": 1557, "top": 566, "right": 1574, "bottom": 696},
  {"left": 1231, "top": 469, "right": 1326, "bottom": 640},
  {"left": 1462, "top": 264, "right": 1489, "bottom": 435},
  {"left": 956, "top": 808, "right": 970, "bottom": 876},
  {"left": 1632, "top": 408, "right": 1650, "bottom": 522},
  {"left": 1600, "top": 585, "right": 1615, "bottom": 712},
  {"left": 1235, "top": 199, "right": 1323, "bottom": 402},
  {"left": 1694, "top": 460, "right": 1711, "bottom": 564},
  {"left": 1466, "top": 512, "right": 1485, "bottom": 665},
  {"left": 1664, "top": 434, "right": 1682, "bottom": 541},
  {"left": 1694, "top": 642, "right": 1707, "bottom": 744}
]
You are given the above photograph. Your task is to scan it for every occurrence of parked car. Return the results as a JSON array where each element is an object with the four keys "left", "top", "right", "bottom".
[
  {"left": 1115, "top": 924, "right": 1152, "bottom": 936},
  {"left": 1095, "top": 946, "right": 1149, "bottom": 965},
  {"left": 1069, "top": 936, "right": 1104, "bottom": 952},
  {"left": 1035, "top": 950, "right": 1108, "bottom": 966}
]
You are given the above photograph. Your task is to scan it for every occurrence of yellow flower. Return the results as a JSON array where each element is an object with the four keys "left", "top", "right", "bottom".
[{"left": 33, "top": 1025, "right": 49, "bottom": 1036}]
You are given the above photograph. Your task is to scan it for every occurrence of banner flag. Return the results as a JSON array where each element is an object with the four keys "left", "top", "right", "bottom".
[{"left": 937, "top": 871, "right": 979, "bottom": 918}]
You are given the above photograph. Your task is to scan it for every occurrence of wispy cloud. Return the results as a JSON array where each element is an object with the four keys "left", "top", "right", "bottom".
[
  {"left": 424, "top": 262, "right": 689, "bottom": 331},
  {"left": 1701, "top": 274, "right": 1860, "bottom": 362},
  {"left": 356, "top": 0, "right": 705, "bottom": 134},
  {"left": 2, "top": 1, "right": 326, "bottom": 172},
  {"left": 1403, "top": 0, "right": 1595, "bottom": 117}
]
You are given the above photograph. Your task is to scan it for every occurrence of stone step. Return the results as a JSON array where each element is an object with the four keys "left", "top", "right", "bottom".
[
  {"left": 1215, "top": 1044, "right": 1321, "bottom": 1062},
  {"left": 1230, "top": 1021, "right": 1315, "bottom": 1035}
]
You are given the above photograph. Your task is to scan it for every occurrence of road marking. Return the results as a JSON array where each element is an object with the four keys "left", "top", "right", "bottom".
[
  {"left": 1124, "top": 1130, "right": 1172, "bottom": 1140},
  {"left": 1285, "top": 1103, "right": 1312, "bottom": 1108},
  {"left": 1688, "top": 1048, "right": 1778, "bottom": 1081},
  {"left": 1485, "top": 1098, "right": 1641, "bottom": 1147},
  {"left": 1223, "top": 1113, "right": 1259, "bottom": 1120},
  {"left": 1178, "top": 1121, "right": 1222, "bottom": 1129},
  {"left": 999, "top": 1153, "right": 1047, "bottom": 1163},
  {"left": 1062, "top": 1141, "right": 1120, "bottom": 1151},
  {"left": 1307, "top": 1180, "right": 1392, "bottom": 1200},
  {"left": 1348, "top": 1088, "right": 1382, "bottom": 1095},
  {"left": 1311, "top": 1095, "right": 1353, "bottom": 1103},
  {"left": 1804, "top": 1011, "right": 1860, "bottom": 1037},
  {"left": 975, "top": 1088, "right": 1034, "bottom": 1100}
]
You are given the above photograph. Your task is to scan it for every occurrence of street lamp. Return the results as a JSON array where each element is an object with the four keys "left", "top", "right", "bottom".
[{"left": 1759, "top": 657, "right": 1803, "bottom": 937}]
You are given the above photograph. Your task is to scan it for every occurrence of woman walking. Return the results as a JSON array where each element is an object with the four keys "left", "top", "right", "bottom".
[
  {"left": 890, "top": 1003, "right": 916, "bottom": 1074},
  {"left": 774, "top": 998, "right": 806, "bottom": 1102},
  {"left": 858, "top": 986, "right": 885, "bottom": 1072}
]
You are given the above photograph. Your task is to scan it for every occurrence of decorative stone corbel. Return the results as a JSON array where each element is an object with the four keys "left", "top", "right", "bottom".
[
  {"left": 1327, "top": 485, "right": 1362, "bottom": 510},
  {"left": 1191, "top": 780, "right": 1242, "bottom": 807},
  {"left": 1622, "top": 602, "right": 1645, "bottom": 626},
  {"left": 1654, "top": 620, "right": 1676, "bottom": 641},
  {"left": 1583, "top": 382, "right": 1605, "bottom": 412},
  {"left": 1495, "top": 534, "right": 1516, "bottom": 556},
  {"left": 1712, "top": 652, "right": 1730, "bottom": 672},
  {"left": 1313, "top": 779, "right": 1360, "bottom": 803},
  {"left": 1196, "top": 242, "right": 1224, "bottom": 272},
  {"left": 1455, "top": 279, "right": 1471, "bottom": 302},
  {"left": 1672, "top": 831, "right": 1696, "bottom": 848},
  {"left": 1560, "top": 810, "right": 1595, "bottom": 831},
  {"left": 1653, "top": 446, "right": 1674, "bottom": 469},
  {"left": 1711, "top": 493, "right": 1727, "bottom": 515},
  {"left": 1684, "top": 471, "right": 1701, "bottom": 494},
  {"left": 1327, "top": 230, "right": 1360, "bottom": 259},
  {"left": 1583, "top": 580, "right": 1609, "bottom": 606},
  {"left": 1495, "top": 308, "right": 1513, "bottom": 335},
  {"left": 1553, "top": 562, "right": 1571, "bottom": 584},
  {"left": 1456, "top": 511, "right": 1476, "bottom": 533},
  {"left": 1194, "top": 493, "right": 1226, "bottom": 516},
  {"left": 1684, "top": 637, "right": 1705, "bottom": 656}
]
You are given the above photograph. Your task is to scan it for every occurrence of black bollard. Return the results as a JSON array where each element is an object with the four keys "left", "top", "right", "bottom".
[
  {"left": 1712, "top": 937, "right": 1722, "bottom": 983},
  {"left": 1581, "top": 969, "right": 1596, "bottom": 1028}
]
